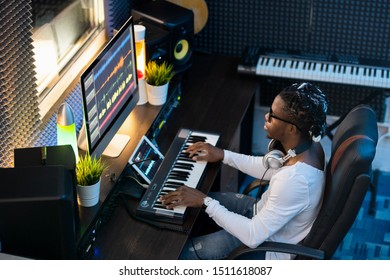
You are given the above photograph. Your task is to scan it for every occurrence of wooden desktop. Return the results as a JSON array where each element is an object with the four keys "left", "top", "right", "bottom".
[{"left": 79, "top": 52, "right": 258, "bottom": 259}]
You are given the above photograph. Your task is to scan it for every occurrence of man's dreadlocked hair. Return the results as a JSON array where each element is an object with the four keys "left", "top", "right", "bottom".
[{"left": 278, "top": 82, "right": 328, "bottom": 142}]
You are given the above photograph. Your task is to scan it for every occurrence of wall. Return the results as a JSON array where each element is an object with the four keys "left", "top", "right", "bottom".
[
  {"left": 196, "top": 0, "right": 389, "bottom": 60},
  {"left": 194, "top": 0, "right": 390, "bottom": 121},
  {"left": 0, "top": 0, "right": 40, "bottom": 167}
]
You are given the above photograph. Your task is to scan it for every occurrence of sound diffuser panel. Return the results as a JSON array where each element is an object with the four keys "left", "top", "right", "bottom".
[
  {"left": 196, "top": 0, "right": 312, "bottom": 56},
  {"left": 104, "top": 0, "right": 132, "bottom": 38},
  {"left": 0, "top": 0, "right": 41, "bottom": 167},
  {"left": 311, "top": 0, "right": 390, "bottom": 61}
]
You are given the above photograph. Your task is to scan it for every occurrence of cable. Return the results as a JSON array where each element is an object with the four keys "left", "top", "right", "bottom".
[
  {"left": 254, "top": 167, "right": 270, "bottom": 216},
  {"left": 125, "top": 155, "right": 160, "bottom": 188},
  {"left": 125, "top": 175, "right": 148, "bottom": 188},
  {"left": 130, "top": 154, "right": 160, "bottom": 166},
  {"left": 129, "top": 154, "right": 160, "bottom": 181}
]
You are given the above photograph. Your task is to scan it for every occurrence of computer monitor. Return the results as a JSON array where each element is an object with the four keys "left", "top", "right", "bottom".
[{"left": 79, "top": 16, "right": 139, "bottom": 158}]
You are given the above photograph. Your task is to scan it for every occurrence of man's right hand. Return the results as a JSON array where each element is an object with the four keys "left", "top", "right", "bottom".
[{"left": 185, "top": 142, "right": 224, "bottom": 162}]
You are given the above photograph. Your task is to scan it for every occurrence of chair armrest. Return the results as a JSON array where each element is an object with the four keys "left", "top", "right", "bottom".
[
  {"left": 226, "top": 241, "right": 325, "bottom": 260},
  {"left": 243, "top": 179, "right": 269, "bottom": 195}
]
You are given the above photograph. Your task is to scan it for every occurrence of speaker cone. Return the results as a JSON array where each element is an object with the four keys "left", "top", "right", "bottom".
[{"left": 174, "top": 38, "right": 191, "bottom": 63}]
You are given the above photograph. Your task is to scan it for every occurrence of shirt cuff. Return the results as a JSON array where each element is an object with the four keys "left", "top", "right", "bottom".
[
  {"left": 204, "top": 198, "right": 220, "bottom": 215},
  {"left": 222, "top": 149, "right": 231, "bottom": 164}
]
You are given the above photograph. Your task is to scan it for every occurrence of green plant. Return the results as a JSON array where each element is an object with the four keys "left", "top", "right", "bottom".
[
  {"left": 76, "top": 153, "right": 107, "bottom": 186},
  {"left": 145, "top": 60, "right": 175, "bottom": 86}
]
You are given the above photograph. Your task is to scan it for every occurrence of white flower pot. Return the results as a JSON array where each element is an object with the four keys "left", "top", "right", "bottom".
[
  {"left": 77, "top": 180, "right": 100, "bottom": 207},
  {"left": 146, "top": 82, "right": 169, "bottom": 106}
]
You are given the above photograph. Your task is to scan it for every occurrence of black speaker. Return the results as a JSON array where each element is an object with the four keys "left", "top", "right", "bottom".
[
  {"left": 14, "top": 145, "right": 79, "bottom": 233},
  {"left": 132, "top": 0, "right": 194, "bottom": 73},
  {"left": 0, "top": 145, "right": 79, "bottom": 259},
  {"left": 0, "top": 165, "right": 78, "bottom": 259}
]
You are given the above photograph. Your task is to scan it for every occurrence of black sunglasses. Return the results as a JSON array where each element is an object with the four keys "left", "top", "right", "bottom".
[{"left": 268, "top": 108, "right": 303, "bottom": 132}]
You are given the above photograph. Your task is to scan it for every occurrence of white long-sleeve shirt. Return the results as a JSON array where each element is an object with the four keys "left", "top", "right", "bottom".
[{"left": 205, "top": 150, "right": 325, "bottom": 259}]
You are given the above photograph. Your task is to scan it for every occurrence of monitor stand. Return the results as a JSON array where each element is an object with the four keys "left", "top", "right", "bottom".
[
  {"left": 77, "top": 124, "right": 130, "bottom": 158},
  {"left": 101, "top": 134, "right": 130, "bottom": 158}
]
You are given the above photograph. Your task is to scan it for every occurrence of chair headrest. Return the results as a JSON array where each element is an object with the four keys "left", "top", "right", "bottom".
[
  {"left": 332, "top": 104, "right": 378, "bottom": 151},
  {"left": 330, "top": 134, "right": 374, "bottom": 175}
]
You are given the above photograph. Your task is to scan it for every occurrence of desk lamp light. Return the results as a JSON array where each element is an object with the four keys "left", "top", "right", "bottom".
[{"left": 57, "top": 102, "right": 79, "bottom": 162}]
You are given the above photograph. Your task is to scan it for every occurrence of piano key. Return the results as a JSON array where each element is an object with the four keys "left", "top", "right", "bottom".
[
  {"left": 168, "top": 173, "right": 189, "bottom": 180},
  {"left": 188, "top": 136, "right": 207, "bottom": 143},
  {"left": 170, "top": 169, "right": 191, "bottom": 176},
  {"left": 178, "top": 156, "right": 195, "bottom": 163},
  {"left": 250, "top": 54, "right": 390, "bottom": 89},
  {"left": 161, "top": 186, "right": 177, "bottom": 193},
  {"left": 259, "top": 57, "right": 265, "bottom": 65},
  {"left": 164, "top": 182, "right": 181, "bottom": 189},
  {"left": 174, "top": 163, "right": 194, "bottom": 171},
  {"left": 168, "top": 173, "right": 189, "bottom": 181},
  {"left": 165, "top": 183, "right": 183, "bottom": 190},
  {"left": 179, "top": 151, "right": 193, "bottom": 156}
]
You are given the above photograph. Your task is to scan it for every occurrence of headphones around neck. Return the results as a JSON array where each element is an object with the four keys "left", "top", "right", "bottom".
[{"left": 263, "top": 139, "right": 311, "bottom": 169}]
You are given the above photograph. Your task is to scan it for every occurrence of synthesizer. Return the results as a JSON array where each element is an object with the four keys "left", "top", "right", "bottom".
[
  {"left": 136, "top": 128, "right": 220, "bottom": 224},
  {"left": 237, "top": 47, "right": 390, "bottom": 89}
]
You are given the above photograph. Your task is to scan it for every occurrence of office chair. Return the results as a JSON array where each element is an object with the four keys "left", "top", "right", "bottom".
[{"left": 228, "top": 104, "right": 378, "bottom": 260}]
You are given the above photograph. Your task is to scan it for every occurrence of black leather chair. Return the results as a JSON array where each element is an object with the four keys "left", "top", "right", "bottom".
[{"left": 228, "top": 104, "right": 378, "bottom": 259}]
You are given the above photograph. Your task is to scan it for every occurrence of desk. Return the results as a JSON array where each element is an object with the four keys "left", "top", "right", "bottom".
[{"left": 80, "top": 53, "right": 258, "bottom": 259}]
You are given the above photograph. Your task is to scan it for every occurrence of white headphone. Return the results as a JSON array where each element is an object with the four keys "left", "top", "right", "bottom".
[{"left": 263, "top": 139, "right": 311, "bottom": 169}]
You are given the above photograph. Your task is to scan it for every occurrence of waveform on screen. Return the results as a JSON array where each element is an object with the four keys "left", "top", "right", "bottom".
[
  {"left": 97, "top": 71, "right": 134, "bottom": 120},
  {"left": 94, "top": 32, "right": 131, "bottom": 81},
  {"left": 97, "top": 71, "right": 127, "bottom": 118},
  {"left": 99, "top": 72, "right": 124, "bottom": 107},
  {"left": 99, "top": 76, "right": 135, "bottom": 129},
  {"left": 96, "top": 49, "right": 134, "bottom": 95},
  {"left": 96, "top": 55, "right": 125, "bottom": 94}
]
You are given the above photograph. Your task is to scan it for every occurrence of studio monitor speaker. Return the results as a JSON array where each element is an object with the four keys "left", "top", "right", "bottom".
[
  {"left": 132, "top": 0, "right": 194, "bottom": 73},
  {"left": 0, "top": 165, "right": 78, "bottom": 259},
  {"left": 0, "top": 145, "right": 79, "bottom": 259}
]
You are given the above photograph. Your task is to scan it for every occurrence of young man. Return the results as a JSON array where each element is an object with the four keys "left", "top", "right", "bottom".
[{"left": 160, "top": 82, "right": 328, "bottom": 259}]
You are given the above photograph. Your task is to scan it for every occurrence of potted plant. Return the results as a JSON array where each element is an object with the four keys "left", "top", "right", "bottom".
[
  {"left": 76, "top": 153, "right": 108, "bottom": 207},
  {"left": 144, "top": 60, "right": 175, "bottom": 105}
]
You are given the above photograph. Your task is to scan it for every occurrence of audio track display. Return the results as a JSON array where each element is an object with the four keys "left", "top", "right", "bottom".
[{"left": 83, "top": 30, "right": 138, "bottom": 147}]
